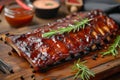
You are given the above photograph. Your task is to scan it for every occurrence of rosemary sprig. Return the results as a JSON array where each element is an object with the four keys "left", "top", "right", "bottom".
[
  {"left": 72, "top": 59, "right": 95, "bottom": 80},
  {"left": 101, "top": 35, "right": 120, "bottom": 56},
  {"left": 42, "top": 18, "right": 91, "bottom": 38}
]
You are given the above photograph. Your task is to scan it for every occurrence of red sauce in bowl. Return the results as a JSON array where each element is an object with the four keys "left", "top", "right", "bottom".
[
  {"left": 4, "top": 7, "right": 34, "bottom": 27},
  {"left": 68, "top": 0, "right": 80, "bottom": 4}
]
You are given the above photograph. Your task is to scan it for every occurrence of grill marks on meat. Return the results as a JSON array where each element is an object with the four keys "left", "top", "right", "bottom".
[{"left": 5, "top": 10, "right": 119, "bottom": 70}]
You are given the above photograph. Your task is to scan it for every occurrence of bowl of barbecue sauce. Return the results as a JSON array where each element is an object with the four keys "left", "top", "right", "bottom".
[
  {"left": 4, "top": 3, "right": 34, "bottom": 28},
  {"left": 33, "top": 0, "right": 60, "bottom": 18}
]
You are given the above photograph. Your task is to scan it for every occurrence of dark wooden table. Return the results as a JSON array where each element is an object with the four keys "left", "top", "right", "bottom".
[{"left": 0, "top": 0, "right": 120, "bottom": 80}]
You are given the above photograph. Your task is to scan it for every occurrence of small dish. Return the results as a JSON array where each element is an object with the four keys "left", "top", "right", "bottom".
[
  {"left": 65, "top": 0, "right": 83, "bottom": 12},
  {"left": 33, "top": 0, "right": 60, "bottom": 18}
]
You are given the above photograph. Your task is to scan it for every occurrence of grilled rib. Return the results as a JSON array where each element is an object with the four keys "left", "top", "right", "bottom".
[{"left": 3, "top": 10, "right": 119, "bottom": 70}]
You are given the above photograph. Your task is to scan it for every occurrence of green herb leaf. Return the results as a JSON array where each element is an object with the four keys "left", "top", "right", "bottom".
[
  {"left": 72, "top": 59, "right": 95, "bottom": 80},
  {"left": 101, "top": 35, "right": 120, "bottom": 56},
  {"left": 42, "top": 18, "right": 91, "bottom": 38}
]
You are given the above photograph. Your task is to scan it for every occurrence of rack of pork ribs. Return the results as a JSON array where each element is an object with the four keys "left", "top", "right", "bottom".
[{"left": 2, "top": 10, "right": 119, "bottom": 71}]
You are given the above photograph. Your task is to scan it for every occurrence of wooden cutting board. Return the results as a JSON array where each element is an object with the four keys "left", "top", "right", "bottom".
[{"left": 0, "top": 29, "right": 120, "bottom": 80}]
